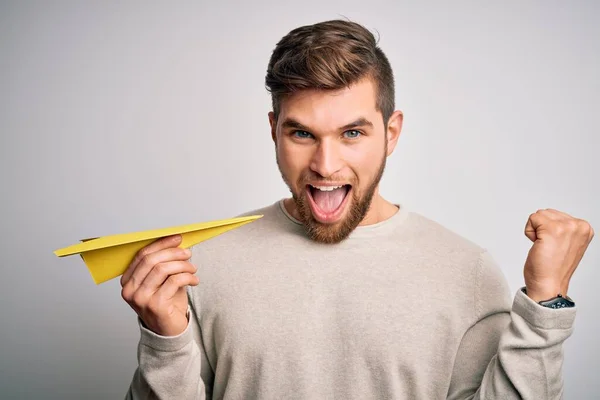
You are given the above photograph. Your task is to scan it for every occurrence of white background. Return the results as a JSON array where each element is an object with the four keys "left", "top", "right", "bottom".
[{"left": 1, "top": 1, "right": 598, "bottom": 398}]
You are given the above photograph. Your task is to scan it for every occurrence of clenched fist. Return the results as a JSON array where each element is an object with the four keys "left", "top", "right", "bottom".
[
  {"left": 121, "top": 234, "right": 200, "bottom": 336},
  {"left": 523, "top": 208, "right": 595, "bottom": 303}
]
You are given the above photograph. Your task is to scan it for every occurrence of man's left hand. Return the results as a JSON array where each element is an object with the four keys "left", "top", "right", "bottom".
[{"left": 523, "top": 208, "right": 594, "bottom": 303}]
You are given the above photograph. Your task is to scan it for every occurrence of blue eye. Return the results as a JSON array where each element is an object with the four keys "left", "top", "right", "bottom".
[
  {"left": 344, "top": 130, "right": 361, "bottom": 139},
  {"left": 293, "top": 130, "right": 313, "bottom": 139}
]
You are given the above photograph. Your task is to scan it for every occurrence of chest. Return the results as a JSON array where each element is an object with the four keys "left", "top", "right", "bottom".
[{"left": 197, "top": 251, "right": 469, "bottom": 377}]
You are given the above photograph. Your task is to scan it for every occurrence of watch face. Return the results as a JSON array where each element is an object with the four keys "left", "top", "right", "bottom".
[
  {"left": 541, "top": 297, "right": 575, "bottom": 309},
  {"left": 547, "top": 300, "right": 568, "bottom": 309}
]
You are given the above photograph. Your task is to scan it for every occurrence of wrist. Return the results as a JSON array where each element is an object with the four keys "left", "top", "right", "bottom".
[
  {"left": 138, "top": 307, "right": 193, "bottom": 351},
  {"left": 140, "top": 309, "right": 191, "bottom": 337},
  {"left": 525, "top": 287, "right": 562, "bottom": 303},
  {"left": 524, "top": 279, "right": 568, "bottom": 303},
  {"left": 521, "top": 287, "right": 575, "bottom": 309},
  {"left": 139, "top": 318, "right": 193, "bottom": 352}
]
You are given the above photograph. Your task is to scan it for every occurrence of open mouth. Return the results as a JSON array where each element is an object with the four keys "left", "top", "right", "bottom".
[{"left": 306, "top": 184, "right": 352, "bottom": 223}]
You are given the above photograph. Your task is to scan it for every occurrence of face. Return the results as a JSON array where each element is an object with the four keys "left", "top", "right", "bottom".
[{"left": 269, "top": 77, "right": 402, "bottom": 244}]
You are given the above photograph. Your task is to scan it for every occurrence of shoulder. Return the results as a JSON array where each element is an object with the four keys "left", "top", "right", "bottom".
[
  {"left": 189, "top": 199, "right": 301, "bottom": 257},
  {"left": 403, "top": 210, "right": 512, "bottom": 311},
  {"left": 232, "top": 199, "right": 301, "bottom": 236},
  {"left": 233, "top": 200, "right": 284, "bottom": 222},
  {"left": 403, "top": 210, "right": 485, "bottom": 259}
]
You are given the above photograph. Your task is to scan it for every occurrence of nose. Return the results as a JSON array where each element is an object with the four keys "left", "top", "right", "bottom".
[{"left": 310, "top": 139, "right": 343, "bottom": 178}]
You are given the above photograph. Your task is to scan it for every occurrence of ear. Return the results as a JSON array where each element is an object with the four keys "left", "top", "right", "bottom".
[
  {"left": 268, "top": 111, "right": 277, "bottom": 144},
  {"left": 385, "top": 110, "right": 403, "bottom": 157}
]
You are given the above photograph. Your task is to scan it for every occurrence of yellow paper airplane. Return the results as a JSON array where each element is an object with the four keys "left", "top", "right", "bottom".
[{"left": 54, "top": 214, "right": 263, "bottom": 284}]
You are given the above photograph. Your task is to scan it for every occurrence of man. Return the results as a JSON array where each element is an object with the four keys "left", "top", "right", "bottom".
[{"left": 122, "top": 20, "right": 594, "bottom": 399}]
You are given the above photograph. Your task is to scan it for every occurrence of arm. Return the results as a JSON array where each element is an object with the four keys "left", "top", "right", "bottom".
[
  {"left": 448, "top": 208, "right": 593, "bottom": 399},
  {"left": 125, "top": 287, "right": 214, "bottom": 399},
  {"left": 119, "top": 236, "right": 215, "bottom": 399},
  {"left": 447, "top": 251, "right": 576, "bottom": 399}
]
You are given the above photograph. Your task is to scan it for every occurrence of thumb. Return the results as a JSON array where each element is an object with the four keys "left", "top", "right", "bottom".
[{"left": 524, "top": 217, "right": 537, "bottom": 242}]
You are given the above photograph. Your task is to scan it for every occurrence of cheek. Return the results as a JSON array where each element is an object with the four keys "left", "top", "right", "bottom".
[
  {"left": 344, "top": 145, "right": 381, "bottom": 176},
  {"left": 278, "top": 142, "right": 309, "bottom": 176}
]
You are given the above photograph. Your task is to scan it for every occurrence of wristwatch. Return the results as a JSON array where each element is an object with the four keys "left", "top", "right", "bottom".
[{"left": 522, "top": 287, "right": 576, "bottom": 309}]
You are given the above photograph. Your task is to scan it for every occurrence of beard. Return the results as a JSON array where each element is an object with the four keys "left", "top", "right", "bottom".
[{"left": 276, "top": 145, "right": 387, "bottom": 244}]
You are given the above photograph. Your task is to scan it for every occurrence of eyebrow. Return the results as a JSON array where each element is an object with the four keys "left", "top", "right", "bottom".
[{"left": 281, "top": 117, "right": 374, "bottom": 132}]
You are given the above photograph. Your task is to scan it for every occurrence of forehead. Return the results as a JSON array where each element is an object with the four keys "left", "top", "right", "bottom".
[{"left": 278, "top": 78, "right": 380, "bottom": 130}]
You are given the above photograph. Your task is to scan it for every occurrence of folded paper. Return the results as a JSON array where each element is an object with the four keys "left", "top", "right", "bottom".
[{"left": 54, "top": 214, "right": 263, "bottom": 284}]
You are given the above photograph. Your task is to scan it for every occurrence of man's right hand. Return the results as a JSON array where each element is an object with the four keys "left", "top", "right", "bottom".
[{"left": 120, "top": 234, "right": 199, "bottom": 336}]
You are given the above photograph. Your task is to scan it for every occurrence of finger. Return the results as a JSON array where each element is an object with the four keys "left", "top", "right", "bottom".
[
  {"left": 529, "top": 209, "right": 555, "bottom": 228},
  {"left": 121, "top": 235, "right": 182, "bottom": 286},
  {"left": 542, "top": 208, "right": 570, "bottom": 220},
  {"left": 532, "top": 208, "right": 560, "bottom": 220},
  {"left": 524, "top": 220, "right": 537, "bottom": 242},
  {"left": 128, "top": 247, "right": 191, "bottom": 292},
  {"left": 121, "top": 247, "right": 191, "bottom": 301},
  {"left": 154, "top": 272, "right": 200, "bottom": 303},
  {"left": 524, "top": 214, "right": 538, "bottom": 242},
  {"left": 126, "top": 261, "right": 196, "bottom": 309},
  {"left": 139, "top": 260, "right": 197, "bottom": 294},
  {"left": 573, "top": 219, "right": 595, "bottom": 242}
]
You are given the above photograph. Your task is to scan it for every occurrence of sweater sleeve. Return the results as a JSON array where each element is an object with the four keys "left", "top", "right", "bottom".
[
  {"left": 447, "top": 250, "right": 577, "bottom": 400},
  {"left": 124, "top": 287, "right": 214, "bottom": 400}
]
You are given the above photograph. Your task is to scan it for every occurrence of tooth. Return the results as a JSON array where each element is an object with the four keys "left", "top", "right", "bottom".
[{"left": 313, "top": 185, "right": 343, "bottom": 191}]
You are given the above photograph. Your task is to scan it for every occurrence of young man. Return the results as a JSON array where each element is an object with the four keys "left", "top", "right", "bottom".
[{"left": 122, "top": 20, "right": 594, "bottom": 399}]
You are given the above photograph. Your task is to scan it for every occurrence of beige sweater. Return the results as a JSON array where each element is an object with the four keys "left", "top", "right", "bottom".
[{"left": 125, "top": 200, "right": 576, "bottom": 399}]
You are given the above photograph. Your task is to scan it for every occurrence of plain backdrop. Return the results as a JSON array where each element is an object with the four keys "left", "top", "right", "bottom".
[{"left": 1, "top": 1, "right": 598, "bottom": 398}]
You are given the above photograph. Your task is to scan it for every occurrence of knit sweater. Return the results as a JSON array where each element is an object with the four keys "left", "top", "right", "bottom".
[{"left": 125, "top": 200, "right": 576, "bottom": 399}]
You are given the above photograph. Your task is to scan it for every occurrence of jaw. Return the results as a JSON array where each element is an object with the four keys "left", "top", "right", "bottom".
[{"left": 305, "top": 184, "right": 352, "bottom": 224}]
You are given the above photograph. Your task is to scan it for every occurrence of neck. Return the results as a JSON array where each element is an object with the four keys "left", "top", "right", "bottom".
[{"left": 359, "top": 193, "right": 399, "bottom": 226}]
